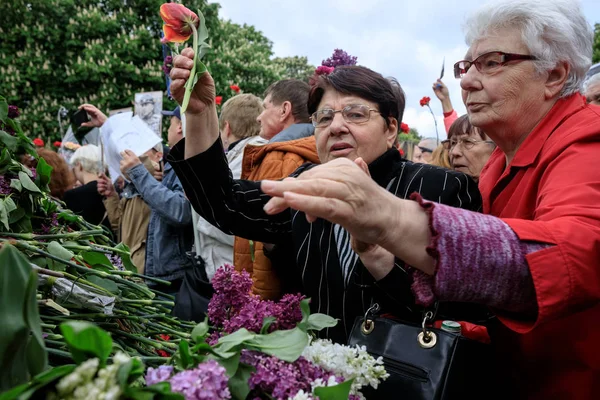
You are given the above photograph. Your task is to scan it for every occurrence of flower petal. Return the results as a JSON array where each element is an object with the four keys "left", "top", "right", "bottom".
[
  {"left": 162, "top": 24, "right": 191, "bottom": 44},
  {"left": 160, "top": 3, "right": 199, "bottom": 30}
]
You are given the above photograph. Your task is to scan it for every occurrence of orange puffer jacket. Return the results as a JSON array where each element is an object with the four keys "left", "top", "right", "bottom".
[{"left": 233, "top": 135, "right": 320, "bottom": 299}]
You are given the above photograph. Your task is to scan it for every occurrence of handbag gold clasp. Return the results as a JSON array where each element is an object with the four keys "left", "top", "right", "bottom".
[
  {"left": 418, "top": 311, "right": 437, "bottom": 349},
  {"left": 361, "top": 303, "right": 380, "bottom": 335}
]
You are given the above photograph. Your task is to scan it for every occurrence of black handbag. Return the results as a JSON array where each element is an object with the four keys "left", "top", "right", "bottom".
[
  {"left": 171, "top": 252, "right": 214, "bottom": 323},
  {"left": 348, "top": 303, "right": 494, "bottom": 400}
]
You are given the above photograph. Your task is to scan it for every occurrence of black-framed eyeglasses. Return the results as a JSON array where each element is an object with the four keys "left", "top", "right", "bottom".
[
  {"left": 311, "top": 104, "right": 381, "bottom": 128},
  {"left": 442, "top": 137, "right": 495, "bottom": 151},
  {"left": 453, "top": 51, "right": 537, "bottom": 79}
]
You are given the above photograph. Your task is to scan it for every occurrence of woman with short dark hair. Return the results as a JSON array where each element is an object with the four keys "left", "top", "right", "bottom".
[{"left": 167, "top": 58, "right": 482, "bottom": 343}]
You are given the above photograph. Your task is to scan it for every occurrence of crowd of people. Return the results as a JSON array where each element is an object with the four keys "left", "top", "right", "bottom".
[{"left": 29, "top": 0, "right": 600, "bottom": 398}]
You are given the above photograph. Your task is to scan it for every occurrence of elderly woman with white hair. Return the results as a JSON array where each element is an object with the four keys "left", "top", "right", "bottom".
[
  {"left": 63, "top": 145, "right": 110, "bottom": 229},
  {"left": 260, "top": 0, "right": 600, "bottom": 398}
]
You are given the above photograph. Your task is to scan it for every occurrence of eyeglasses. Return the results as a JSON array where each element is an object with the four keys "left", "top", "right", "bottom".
[
  {"left": 442, "top": 137, "right": 495, "bottom": 151},
  {"left": 311, "top": 104, "right": 381, "bottom": 128},
  {"left": 453, "top": 51, "right": 537, "bottom": 79}
]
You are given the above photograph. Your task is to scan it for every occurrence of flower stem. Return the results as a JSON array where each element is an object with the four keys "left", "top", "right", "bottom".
[
  {"left": 181, "top": 23, "right": 199, "bottom": 113},
  {"left": 427, "top": 104, "right": 440, "bottom": 146}
]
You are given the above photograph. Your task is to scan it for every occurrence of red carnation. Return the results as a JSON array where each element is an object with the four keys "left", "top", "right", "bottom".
[
  {"left": 419, "top": 96, "right": 431, "bottom": 107},
  {"left": 315, "top": 65, "right": 335, "bottom": 76},
  {"left": 33, "top": 138, "right": 44, "bottom": 147},
  {"left": 230, "top": 84, "right": 240, "bottom": 93},
  {"left": 399, "top": 148, "right": 405, "bottom": 157},
  {"left": 215, "top": 96, "right": 223, "bottom": 105},
  {"left": 53, "top": 141, "right": 62, "bottom": 147},
  {"left": 400, "top": 122, "right": 410, "bottom": 133}
]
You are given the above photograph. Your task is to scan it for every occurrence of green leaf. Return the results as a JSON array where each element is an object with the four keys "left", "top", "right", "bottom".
[
  {"left": 35, "top": 157, "right": 52, "bottom": 190},
  {"left": 10, "top": 178, "right": 22, "bottom": 192},
  {"left": 0, "top": 364, "right": 75, "bottom": 400},
  {"left": 227, "top": 363, "right": 253, "bottom": 400},
  {"left": 197, "top": 9, "right": 209, "bottom": 44},
  {"left": 216, "top": 328, "right": 256, "bottom": 353},
  {"left": 0, "top": 244, "right": 48, "bottom": 392},
  {"left": 313, "top": 378, "right": 354, "bottom": 400},
  {"left": 117, "top": 358, "right": 144, "bottom": 388},
  {"left": 4, "top": 197, "right": 16, "bottom": 214},
  {"left": 306, "top": 313, "right": 338, "bottom": 332},
  {"left": 0, "top": 199, "right": 9, "bottom": 230},
  {"left": 60, "top": 321, "right": 113, "bottom": 366},
  {"left": 248, "top": 328, "right": 309, "bottom": 362},
  {"left": 8, "top": 207, "right": 26, "bottom": 224},
  {"left": 191, "top": 319, "right": 209, "bottom": 343},
  {"left": 177, "top": 340, "right": 193, "bottom": 370},
  {"left": 30, "top": 257, "right": 47, "bottom": 268},
  {"left": 82, "top": 251, "right": 112, "bottom": 268},
  {"left": 115, "top": 243, "right": 137, "bottom": 273},
  {"left": 0, "top": 95, "right": 7, "bottom": 122},
  {"left": 217, "top": 352, "right": 240, "bottom": 377},
  {"left": 86, "top": 275, "right": 120, "bottom": 294},
  {"left": 18, "top": 171, "right": 41, "bottom": 193},
  {"left": 0, "top": 148, "right": 11, "bottom": 167},
  {"left": 47, "top": 241, "right": 74, "bottom": 261},
  {"left": 126, "top": 382, "right": 184, "bottom": 400},
  {"left": 57, "top": 211, "right": 80, "bottom": 223},
  {"left": 0, "top": 131, "right": 17, "bottom": 152},
  {"left": 297, "top": 298, "right": 311, "bottom": 330},
  {"left": 260, "top": 316, "right": 276, "bottom": 334}
]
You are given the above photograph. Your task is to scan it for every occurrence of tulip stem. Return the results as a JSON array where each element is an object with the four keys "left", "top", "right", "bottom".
[{"left": 181, "top": 24, "right": 199, "bottom": 113}]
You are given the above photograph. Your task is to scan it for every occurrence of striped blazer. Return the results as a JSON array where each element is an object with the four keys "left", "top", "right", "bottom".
[{"left": 169, "top": 138, "right": 483, "bottom": 343}]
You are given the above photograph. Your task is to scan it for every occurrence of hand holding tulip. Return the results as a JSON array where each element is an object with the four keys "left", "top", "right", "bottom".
[{"left": 170, "top": 48, "right": 216, "bottom": 115}]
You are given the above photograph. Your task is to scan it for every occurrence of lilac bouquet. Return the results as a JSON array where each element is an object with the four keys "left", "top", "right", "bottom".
[{"left": 144, "top": 265, "right": 387, "bottom": 399}]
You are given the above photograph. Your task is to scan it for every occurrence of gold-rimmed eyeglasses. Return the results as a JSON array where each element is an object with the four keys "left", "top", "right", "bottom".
[
  {"left": 442, "top": 137, "right": 495, "bottom": 151},
  {"left": 311, "top": 104, "right": 381, "bottom": 128}
]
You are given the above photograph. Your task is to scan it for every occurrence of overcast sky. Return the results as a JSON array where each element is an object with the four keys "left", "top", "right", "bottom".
[{"left": 213, "top": 0, "right": 599, "bottom": 139}]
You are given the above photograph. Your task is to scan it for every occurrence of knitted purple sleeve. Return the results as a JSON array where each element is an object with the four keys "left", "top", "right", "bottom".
[{"left": 410, "top": 196, "right": 546, "bottom": 314}]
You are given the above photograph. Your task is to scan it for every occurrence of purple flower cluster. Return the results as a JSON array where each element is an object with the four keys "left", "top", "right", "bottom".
[
  {"left": 146, "top": 361, "right": 231, "bottom": 400},
  {"left": 241, "top": 350, "right": 340, "bottom": 400},
  {"left": 0, "top": 175, "right": 12, "bottom": 195},
  {"left": 8, "top": 105, "right": 20, "bottom": 119},
  {"left": 208, "top": 265, "right": 305, "bottom": 338},
  {"left": 146, "top": 365, "right": 174, "bottom": 385},
  {"left": 109, "top": 253, "right": 125, "bottom": 271},
  {"left": 321, "top": 49, "right": 357, "bottom": 68},
  {"left": 163, "top": 55, "right": 173, "bottom": 75}
]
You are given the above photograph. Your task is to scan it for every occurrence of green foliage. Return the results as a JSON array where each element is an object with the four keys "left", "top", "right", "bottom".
[
  {"left": 60, "top": 321, "right": 113, "bottom": 366},
  {"left": 0, "top": 244, "right": 48, "bottom": 392},
  {"left": 593, "top": 23, "right": 600, "bottom": 64},
  {"left": 0, "top": 0, "right": 313, "bottom": 143},
  {"left": 273, "top": 56, "right": 316, "bottom": 82}
]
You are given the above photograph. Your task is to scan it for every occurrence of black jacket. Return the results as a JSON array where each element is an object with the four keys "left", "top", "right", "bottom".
[{"left": 169, "top": 138, "right": 484, "bottom": 343}]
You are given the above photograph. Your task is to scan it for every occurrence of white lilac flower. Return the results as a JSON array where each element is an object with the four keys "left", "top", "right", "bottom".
[
  {"left": 288, "top": 389, "right": 315, "bottom": 400},
  {"left": 56, "top": 358, "right": 100, "bottom": 396},
  {"left": 302, "top": 339, "right": 389, "bottom": 397}
]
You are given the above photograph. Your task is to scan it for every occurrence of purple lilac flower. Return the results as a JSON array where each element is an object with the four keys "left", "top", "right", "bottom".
[
  {"left": 109, "top": 254, "right": 125, "bottom": 271},
  {"left": 208, "top": 264, "right": 253, "bottom": 326},
  {"left": 241, "top": 350, "right": 338, "bottom": 400},
  {"left": 274, "top": 294, "right": 304, "bottom": 330},
  {"left": 8, "top": 105, "right": 20, "bottom": 119},
  {"left": 146, "top": 365, "right": 174, "bottom": 385},
  {"left": 0, "top": 175, "right": 12, "bottom": 195},
  {"left": 30, "top": 168, "right": 37, "bottom": 180},
  {"left": 223, "top": 296, "right": 279, "bottom": 334},
  {"left": 321, "top": 49, "right": 357, "bottom": 68},
  {"left": 169, "top": 360, "right": 231, "bottom": 400},
  {"left": 163, "top": 55, "right": 173, "bottom": 75}
]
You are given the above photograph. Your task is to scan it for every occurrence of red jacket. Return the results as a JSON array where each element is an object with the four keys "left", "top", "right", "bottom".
[{"left": 478, "top": 95, "right": 600, "bottom": 399}]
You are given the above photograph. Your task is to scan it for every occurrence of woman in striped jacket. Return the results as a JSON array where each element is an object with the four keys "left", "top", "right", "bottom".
[{"left": 168, "top": 52, "right": 484, "bottom": 343}]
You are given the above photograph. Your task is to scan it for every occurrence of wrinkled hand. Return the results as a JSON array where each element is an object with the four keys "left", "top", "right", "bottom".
[
  {"left": 97, "top": 173, "right": 115, "bottom": 197},
  {"left": 432, "top": 79, "right": 450, "bottom": 101},
  {"left": 261, "top": 157, "right": 399, "bottom": 247},
  {"left": 119, "top": 150, "right": 141, "bottom": 175},
  {"left": 351, "top": 237, "right": 396, "bottom": 281},
  {"left": 170, "top": 48, "right": 216, "bottom": 115},
  {"left": 79, "top": 104, "right": 107, "bottom": 128}
]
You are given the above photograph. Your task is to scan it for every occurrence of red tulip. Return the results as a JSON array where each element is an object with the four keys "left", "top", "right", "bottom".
[
  {"left": 215, "top": 96, "right": 223, "bottom": 105},
  {"left": 230, "top": 84, "right": 241, "bottom": 93},
  {"left": 159, "top": 3, "right": 199, "bottom": 44},
  {"left": 400, "top": 122, "right": 410, "bottom": 133},
  {"left": 420, "top": 96, "right": 431, "bottom": 107},
  {"left": 33, "top": 138, "right": 44, "bottom": 147},
  {"left": 53, "top": 141, "right": 62, "bottom": 147}
]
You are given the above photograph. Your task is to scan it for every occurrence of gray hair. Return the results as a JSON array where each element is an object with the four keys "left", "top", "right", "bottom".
[
  {"left": 463, "top": 0, "right": 593, "bottom": 97},
  {"left": 70, "top": 145, "right": 103, "bottom": 174},
  {"left": 583, "top": 73, "right": 600, "bottom": 94}
]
